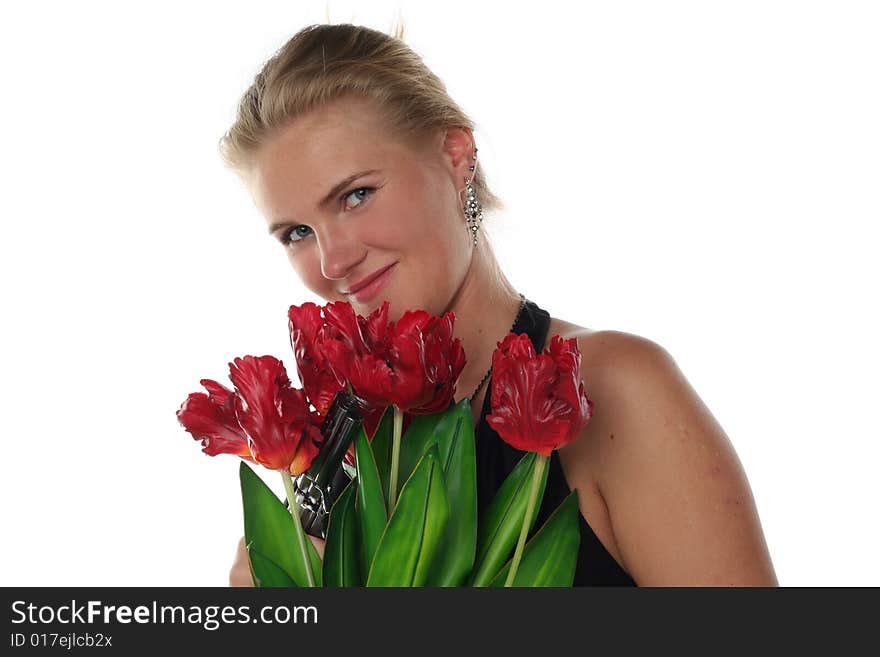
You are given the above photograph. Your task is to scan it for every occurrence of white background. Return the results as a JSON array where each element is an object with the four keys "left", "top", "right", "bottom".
[{"left": 1, "top": 1, "right": 877, "bottom": 586}]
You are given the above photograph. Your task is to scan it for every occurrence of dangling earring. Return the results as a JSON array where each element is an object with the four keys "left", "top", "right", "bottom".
[{"left": 463, "top": 148, "right": 483, "bottom": 246}]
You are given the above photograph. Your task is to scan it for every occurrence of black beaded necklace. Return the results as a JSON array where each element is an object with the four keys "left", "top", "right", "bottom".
[{"left": 466, "top": 292, "right": 527, "bottom": 405}]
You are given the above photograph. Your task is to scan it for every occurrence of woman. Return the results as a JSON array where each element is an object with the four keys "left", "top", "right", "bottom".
[{"left": 222, "top": 23, "right": 777, "bottom": 586}]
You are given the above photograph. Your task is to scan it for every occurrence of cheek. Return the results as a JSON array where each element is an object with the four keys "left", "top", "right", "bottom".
[{"left": 390, "top": 182, "right": 461, "bottom": 253}]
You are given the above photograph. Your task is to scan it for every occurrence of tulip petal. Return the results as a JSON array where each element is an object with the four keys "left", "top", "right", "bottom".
[
  {"left": 230, "top": 356, "right": 293, "bottom": 471},
  {"left": 177, "top": 382, "right": 252, "bottom": 461},
  {"left": 289, "top": 302, "right": 342, "bottom": 415},
  {"left": 288, "top": 424, "right": 322, "bottom": 478},
  {"left": 361, "top": 301, "right": 392, "bottom": 347},
  {"left": 324, "top": 301, "right": 368, "bottom": 352}
]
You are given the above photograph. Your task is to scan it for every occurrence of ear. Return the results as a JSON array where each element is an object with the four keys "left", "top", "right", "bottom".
[{"left": 439, "top": 126, "right": 477, "bottom": 189}]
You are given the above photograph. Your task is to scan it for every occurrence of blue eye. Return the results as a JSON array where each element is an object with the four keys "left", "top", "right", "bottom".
[
  {"left": 279, "top": 186, "right": 376, "bottom": 247},
  {"left": 344, "top": 186, "right": 374, "bottom": 210},
  {"left": 280, "top": 225, "right": 312, "bottom": 245}
]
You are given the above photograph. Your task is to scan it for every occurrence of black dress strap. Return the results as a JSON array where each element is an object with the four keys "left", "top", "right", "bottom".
[{"left": 474, "top": 298, "right": 637, "bottom": 586}]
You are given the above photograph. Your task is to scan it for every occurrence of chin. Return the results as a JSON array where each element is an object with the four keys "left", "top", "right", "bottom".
[{"left": 346, "top": 294, "right": 395, "bottom": 317}]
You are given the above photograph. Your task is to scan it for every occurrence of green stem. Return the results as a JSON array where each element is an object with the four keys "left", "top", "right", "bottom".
[
  {"left": 388, "top": 405, "right": 404, "bottom": 510},
  {"left": 505, "top": 453, "right": 548, "bottom": 587},
  {"left": 281, "top": 470, "right": 316, "bottom": 587}
]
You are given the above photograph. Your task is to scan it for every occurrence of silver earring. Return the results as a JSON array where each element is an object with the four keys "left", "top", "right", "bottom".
[{"left": 463, "top": 149, "right": 483, "bottom": 246}]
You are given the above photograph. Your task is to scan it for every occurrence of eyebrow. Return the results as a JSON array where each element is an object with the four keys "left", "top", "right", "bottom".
[{"left": 267, "top": 169, "right": 381, "bottom": 234}]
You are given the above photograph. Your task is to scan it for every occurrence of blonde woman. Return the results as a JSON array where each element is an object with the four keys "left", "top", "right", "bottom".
[{"left": 223, "top": 23, "right": 777, "bottom": 587}]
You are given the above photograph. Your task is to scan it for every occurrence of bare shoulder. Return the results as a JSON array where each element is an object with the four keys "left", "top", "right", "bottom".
[
  {"left": 548, "top": 315, "right": 653, "bottom": 351},
  {"left": 547, "top": 318, "right": 664, "bottom": 381},
  {"left": 547, "top": 318, "right": 778, "bottom": 586}
]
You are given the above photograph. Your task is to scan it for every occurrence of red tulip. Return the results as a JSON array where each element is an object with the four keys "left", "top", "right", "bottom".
[
  {"left": 287, "top": 299, "right": 465, "bottom": 494},
  {"left": 228, "top": 355, "right": 323, "bottom": 476},
  {"left": 288, "top": 301, "right": 388, "bottom": 440},
  {"left": 294, "top": 298, "right": 466, "bottom": 415},
  {"left": 319, "top": 300, "right": 394, "bottom": 408},
  {"left": 486, "top": 333, "right": 594, "bottom": 457},
  {"left": 178, "top": 355, "right": 324, "bottom": 476},
  {"left": 177, "top": 379, "right": 254, "bottom": 462},
  {"left": 319, "top": 301, "right": 465, "bottom": 414},
  {"left": 288, "top": 302, "right": 339, "bottom": 416},
  {"left": 386, "top": 309, "right": 466, "bottom": 414}
]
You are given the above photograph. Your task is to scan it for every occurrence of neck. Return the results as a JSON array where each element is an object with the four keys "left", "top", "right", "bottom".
[{"left": 443, "top": 240, "right": 522, "bottom": 405}]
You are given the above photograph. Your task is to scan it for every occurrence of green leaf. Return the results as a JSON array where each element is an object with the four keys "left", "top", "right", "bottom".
[
  {"left": 489, "top": 490, "right": 582, "bottom": 587},
  {"left": 353, "top": 426, "right": 387, "bottom": 576},
  {"left": 322, "top": 479, "right": 361, "bottom": 587},
  {"left": 366, "top": 445, "right": 450, "bottom": 586},
  {"left": 468, "top": 451, "right": 549, "bottom": 586},
  {"left": 425, "top": 399, "right": 477, "bottom": 586},
  {"left": 247, "top": 545, "right": 298, "bottom": 587},
  {"left": 239, "top": 461, "right": 323, "bottom": 587},
  {"left": 368, "top": 405, "right": 395, "bottom": 504},
  {"left": 395, "top": 406, "right": 450, "bottom": 488}
]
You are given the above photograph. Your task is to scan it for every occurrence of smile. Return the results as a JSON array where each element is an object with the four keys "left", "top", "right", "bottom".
[{"left": 344, "top": 262, "right": 398, "bottom": 303}]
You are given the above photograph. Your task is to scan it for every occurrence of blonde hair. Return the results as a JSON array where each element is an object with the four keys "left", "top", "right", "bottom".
[{"left": 218, "top": 22, "right": 503, "bottom": 216}]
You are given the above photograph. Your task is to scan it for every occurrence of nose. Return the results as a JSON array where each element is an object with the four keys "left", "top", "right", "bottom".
[{"left": 316, "top": 226, "right": 366, "bottom": 282}]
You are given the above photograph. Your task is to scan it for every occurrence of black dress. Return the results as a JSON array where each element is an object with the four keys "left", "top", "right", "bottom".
[{"left": 474, "top": 298, "right": 637, "bottom": 587}]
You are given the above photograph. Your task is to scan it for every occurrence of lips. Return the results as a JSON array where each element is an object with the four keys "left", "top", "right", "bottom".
[{"left": 344, "top": 263, "right": 397, "bottom": 295}]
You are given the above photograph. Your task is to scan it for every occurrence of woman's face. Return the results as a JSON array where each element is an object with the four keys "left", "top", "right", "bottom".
[{"left": 246, "top": 95, "right": 475, "bottom": 320}]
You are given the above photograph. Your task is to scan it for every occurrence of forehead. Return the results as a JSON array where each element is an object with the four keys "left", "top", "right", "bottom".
[
  {"left": 270, "top": 96, "right": 393, "bottom": 158},
  {"left": 256, "top": 98, "right": 398, "bottom": 182},
  {"left": 248, "top": 97, "right": 401, "bottom": 218}
]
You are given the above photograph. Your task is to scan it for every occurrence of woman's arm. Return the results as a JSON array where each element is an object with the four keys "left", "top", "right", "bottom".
[{"left": 566, "top": 331, "right": 778, "bottom": 586}]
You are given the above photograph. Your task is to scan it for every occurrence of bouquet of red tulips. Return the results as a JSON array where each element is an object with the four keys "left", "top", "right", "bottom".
[{"left": 177, "top": 300, "right": 594, "bottom": 587}]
